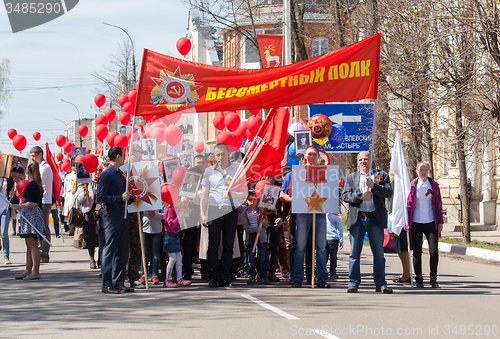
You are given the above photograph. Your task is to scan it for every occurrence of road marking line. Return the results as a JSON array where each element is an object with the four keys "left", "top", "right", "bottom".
[
  {"left": 314, "top": 328, "right": 342, "bottom": 339},
  {"left": 240, "top": 294, "right": 299, "bottom": 320}
]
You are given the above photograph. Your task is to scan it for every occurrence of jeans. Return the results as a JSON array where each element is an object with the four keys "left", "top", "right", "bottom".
[
  {"left": 293, "top": 213, "right": 328, "bottom": 283},
  {"left": 98, "top": 223, "right": 105, "bottom": 270},
  {"left": 1, "top": 209, "right": 10, "bottom": 259},
  {"left": 39, "top": 204, "right": 51, "bottom": 259},
  {"left": 51, "top": 209, "right": 60, "bottom": 237},
  {"left": 327, "top": 239, "right": 339, "bottom": 276},
  {"left": 142, "top": 232, "right": 161, "bottom": 276},
  {"left": 207, "top": 207, "right": 238, "bottom": 284},
  {"left": 410, "top": 221, "right": 439, "bottom": 281},
  {"left": 101, "top": 205, "right": 130, "bottom": 288},
  {"left": 246, "top": 233, "right": 268, "bottom": 280},
  {"left": 348, "top": 214, "right": 387, "bottom": 288}
]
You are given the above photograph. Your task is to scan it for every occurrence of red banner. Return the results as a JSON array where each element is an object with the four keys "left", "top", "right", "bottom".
[
  {"left": 257, "top": 34, "right": 283, "bottom": 68},
  {"left": 134, "top": 33, "right": 380, "bottom": 116}
]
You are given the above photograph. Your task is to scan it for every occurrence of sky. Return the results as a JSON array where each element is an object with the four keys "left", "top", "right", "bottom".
[{"left": 0, "top": 0, "right": 191, "bottom": 155}]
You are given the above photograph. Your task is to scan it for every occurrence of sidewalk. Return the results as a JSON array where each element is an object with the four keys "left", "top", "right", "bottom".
[{"left": 430, "top": 223, "right": 500, "bottom": 262}]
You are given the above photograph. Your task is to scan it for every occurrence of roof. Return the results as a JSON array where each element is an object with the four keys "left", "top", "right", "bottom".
[{"left": 236, "top": 11, "right": 333, "bottom": 25}]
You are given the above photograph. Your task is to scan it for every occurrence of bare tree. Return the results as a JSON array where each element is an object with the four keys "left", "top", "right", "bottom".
[{"left": 0, "top": 57, "right": 13, "bottom": 119}]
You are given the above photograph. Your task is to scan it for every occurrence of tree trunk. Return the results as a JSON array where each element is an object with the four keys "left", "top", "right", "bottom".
[{"left": 456, "top": 98, "right": 471, "bottom": 243}]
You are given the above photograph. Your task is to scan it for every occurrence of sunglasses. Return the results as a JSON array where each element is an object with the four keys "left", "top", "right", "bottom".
[{"left": 95, "top": 169, "right": 103, "bottom": 173}]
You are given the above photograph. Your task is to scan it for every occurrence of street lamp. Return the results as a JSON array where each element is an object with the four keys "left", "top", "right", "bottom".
[
  {"left": 60, "top": 99, "right": 82, "bottom": 147},
  {"left": 103, "top": 22, "right": 137, "bottom": 86}
]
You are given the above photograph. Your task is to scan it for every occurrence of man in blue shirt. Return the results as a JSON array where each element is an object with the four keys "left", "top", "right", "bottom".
[{"left": 97, "top": 146, "right": 135, "bottom": 294}]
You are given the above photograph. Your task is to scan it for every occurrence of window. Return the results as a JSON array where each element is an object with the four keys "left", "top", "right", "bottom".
[
  {"left": 312, "top": 37, "right": 329, "bottom": 57},
  {"left": 451, "top": 143, "right": 457, "bottom": 167},
  {"left": 244, "top": 38, "right": 260, "bottom": 63}
]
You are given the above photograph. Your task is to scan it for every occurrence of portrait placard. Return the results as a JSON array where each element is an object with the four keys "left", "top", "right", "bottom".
[
  {"left": 9, "top": 156, "right": 28, "bottom": 180},
  {"left": 258, "top": 184, "right": 281, "bottom": 211},
  {"left": 162, "top": 158, "right": 181, "bottom": 184},
  {"left": 294, "top": 130, "right": 312, "bottom": 156},
  {"left": 179, "top": 171, "right": 202, "bottom": 199}
]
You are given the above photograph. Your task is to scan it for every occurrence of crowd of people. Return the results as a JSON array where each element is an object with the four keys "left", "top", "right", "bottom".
[{"left": 0, "top": 143, "right": 444, "bottom": 294}]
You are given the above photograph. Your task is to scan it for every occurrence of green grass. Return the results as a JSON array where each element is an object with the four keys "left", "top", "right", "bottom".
[{"left": 439, "top": 237, "right": 500, "bottom": 252}]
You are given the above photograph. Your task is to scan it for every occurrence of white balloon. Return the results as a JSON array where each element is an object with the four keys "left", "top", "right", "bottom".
[{"left": 287, "top": 122, "right": 306, "bottom": 135}]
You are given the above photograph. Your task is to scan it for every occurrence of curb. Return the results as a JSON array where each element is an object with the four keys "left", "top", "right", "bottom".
[{"left": 423, "top": 240, "right": 500, "bottom": 262}]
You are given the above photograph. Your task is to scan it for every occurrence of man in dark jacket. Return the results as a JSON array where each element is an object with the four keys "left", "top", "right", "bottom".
[{"left": 342, "top": 151, "right": 393, "bottom": 294}]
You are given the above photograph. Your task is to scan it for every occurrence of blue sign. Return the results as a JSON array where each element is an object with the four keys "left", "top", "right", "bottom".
[{"left": 308, "top": 103, "right": 375, "bottom": 153}]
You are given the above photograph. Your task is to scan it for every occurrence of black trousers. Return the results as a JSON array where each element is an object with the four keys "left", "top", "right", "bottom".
[
  {"left": 410, "top": 221, "right": 439, "bottom": 281},
  {"left": 268, "top": 224, "right": 283, "bottom": 277},
  {"left": 182, "top": 226, "right": 200, "bottom": 278}
]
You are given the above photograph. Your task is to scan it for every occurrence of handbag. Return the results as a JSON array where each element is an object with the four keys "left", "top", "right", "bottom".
[{"left": 68, "top": 207, "right": 83, "bottom": 227}]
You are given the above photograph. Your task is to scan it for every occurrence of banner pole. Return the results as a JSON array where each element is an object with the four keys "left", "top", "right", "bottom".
[
  {"left": 124, "top": 115, "right": 137, "bottom": 219},
  {"left": 311, "top": 213, "right": 316, "bottom": 289},
  {"left": 137, "top": 212, "right": 148, "bottom": 289},
  {"left": 368, "top": 100, "right": 377, "bottom": 173}
]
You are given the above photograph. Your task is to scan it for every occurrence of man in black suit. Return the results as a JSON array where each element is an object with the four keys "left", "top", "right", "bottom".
[
  {"left": 178, "top": 116, "right": 193, "bottom": 135},
  {"left": 342, "top": 151, "right": 393, "bottom": 294}
]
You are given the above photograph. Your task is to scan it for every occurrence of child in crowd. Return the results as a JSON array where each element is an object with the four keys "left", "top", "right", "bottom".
[
  {"left": 138, "top": 206, "right": 164, "bottom": 286},
  {"left": 326, "top": 212, "right": 343, "bottom": 279},
  {"left": 239, "top": 191, "right": 270, "bottom": 285},
  {"left": 163, "top": 203, "right": 191, "bottom": 288}
]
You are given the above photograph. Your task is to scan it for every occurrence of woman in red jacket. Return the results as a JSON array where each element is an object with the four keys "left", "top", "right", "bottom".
[{"left": 406, "top": 161, "right": 443, "bottom": 288}]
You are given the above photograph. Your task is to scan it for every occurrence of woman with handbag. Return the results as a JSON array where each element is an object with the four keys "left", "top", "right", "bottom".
[
  {"left": 11, "top": 162, "right": 46, "bottom": 280},
  {"left": 75, "top": 167, "right": 102, "bottom": 269}
]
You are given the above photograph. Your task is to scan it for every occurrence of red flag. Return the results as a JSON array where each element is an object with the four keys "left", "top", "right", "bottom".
[
  {"left": 134, "top": 33, "right": 381, "bottom": 116},
  {"left": 257, "top": 34, "right": 283, "bottom": 68},
  {"left": 45, "top": 143, "right": 62, "bottom": 206},
  {"left": 230, "top": 107, "right": 289, "bottom": 190}
]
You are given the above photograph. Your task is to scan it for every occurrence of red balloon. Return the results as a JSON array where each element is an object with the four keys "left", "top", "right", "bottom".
[
  {"left": 63, "top": 142, "right": 74, "bottom": 154},
  {"left": 123, "top": 102, "right": 134, "bottom": 114},
  {"left": 143, "top": 115, "right": 153, "bottom": 122},
  {"left": 151, "top": 127, "right": 165, "bottom": 144},
  {"left": 118, "top": 95, "right": 129, "bottom": 107},
  {"left": 82, "top": 154, "right": 99, "bottom": 173},
  {"left": 246, "top": 128, "right": 256, "bottom": 141},
  {"left": 119, "top": 112, "right": 131, "bottom": 125},
  {"left": 161, "top": 116, "right": 171, "bottom": 125},
  {"left": 33, "top": 131, "right": 41, "bottom": 141},
  {"left": 78, "top": 125, "right": 88, "bottom": 137},
  {"left": 224, "top": 113, "right": 240, "bottom": 132},
  {"left": 94, "top": 94, "right": 106, "bottom": 108},
  {"left": 172, "top": 167, "right": 188, "bottom": 187},
  {"left": 216, "top": 132, "right": 232, "bottom": 147},
  {"left": 249, "top": 108, "right": 261, "bottom": 115},
  {"left": 169, "top": 113, "right": 182, "bottom": 124},
  {"left": 62, "top": 158, "right": 70, "bottom": 163},
  {"left": 105, "top": 108, "right": 116, "bottom": 122},
  {"left": 339, "top": 179, "right": 343, "bottom": 187},
  {"left": 128, "top": 90, "right": 138, "bottom": 104},
  {"left": 143, "top": 126, "right": 151, "bottom": 139},
  {"left": 151, "top": 115, "right": 163, "bottom": 123},
  {"left": 151, "top": 122, "right": 165, "bottom": 130},
  {"left": 55, "top": 135, "right": 66, "bottom": 147},
  {"left": 176, "top": 37, "right": 192, "bottom": 56},
  {"left": 236, "top": 121, "right": 247, "bottom": 136},
  {"left": 106, "top": 131, "right": 119, "bottom": 147},
  {"left": 126, "top": 128, "right": 139, "bottom": 143},
  {"left": 56, "top": 152, "right": 64, "bottom": 161},
  {"left": 247, "top": 116, "right": 263, "bottom": 135},
  {"left": 7, "top": 128, "right": 17, "bottom": 140},
  {"left": 230, "top": 132, "right": 242, "bottom": 150},
  {"left": 114, "top": 134, "right": 128, "bottom": 149},
  {"left": 161, "top": 182, "right": 178, "bottom": 205},
  {"left": 12, "top": 134, "right": 27, "bottom": 152},
  {"left": 17, "top": 180, "right": 29, "bottom": 199},
  {"left": 194, "top": 141, "right": 205, "bottom": 154},
  {"left": 95, "top": 114, "right": 108, "bottom": 126},
  {"left": 86, "top": 148, "right": 91, "bottom": 154},
  {"left": 95, "top": 125, "right": 108, "bottom": 142},
  {"left": 61, "top": 161, "right": 70, "bottom": 173},
  {"left": 135, "top": 124, "right": 144, "bottom": 134},
  {"left": 255, "top": 180, "right": 271, "bottom": 199},
  {"left": 213, "top": 114, "right": 225, "bottom": 130},
  {"left": 165, "top": 125, "right": 182, "bottom": 146},
  {"left": 75, "top": 155, "right": 84, "bottom": 163}
]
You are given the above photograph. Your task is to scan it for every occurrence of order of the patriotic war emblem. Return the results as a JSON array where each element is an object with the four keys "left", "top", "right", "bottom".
[{"left": 150, "top": 66, "right": 202, "bottom": 111}]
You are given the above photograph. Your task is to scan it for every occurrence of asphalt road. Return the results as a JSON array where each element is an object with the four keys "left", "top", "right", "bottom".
[{"left": 1, "top": 232, "right": 499, "bottom": 339}]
